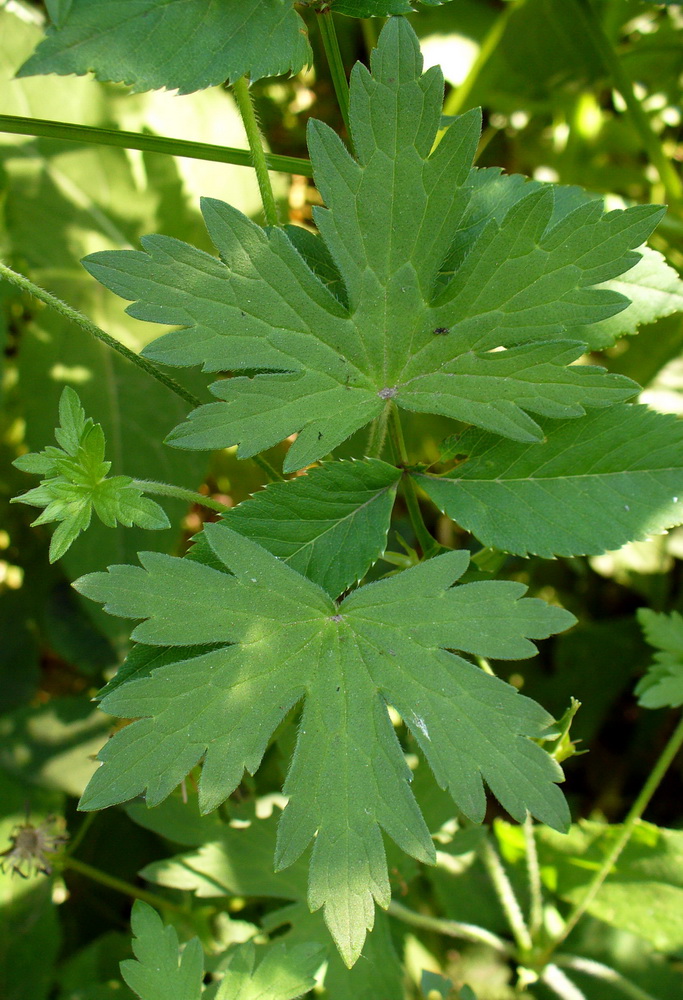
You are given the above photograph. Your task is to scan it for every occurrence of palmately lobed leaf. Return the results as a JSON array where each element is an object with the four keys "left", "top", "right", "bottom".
[
  {"left": 82, "top": 17, "right": 659, "bottom": 473},
  {"left": 12, "top": 387, "right": 169, "bottom": 561},
  {"left": 75, "top": 523, "right": 573, "bottom": 965}
]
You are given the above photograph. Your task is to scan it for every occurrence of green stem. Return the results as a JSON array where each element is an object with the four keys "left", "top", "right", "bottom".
[
  {"left": 133, "top": 479, "right": 231, "bottom": 514},
  {"left": 0, "top": 114, "right": 313, "bottom": 177},
  {"left": 365, "top": 403, "right": 391, "bottom": 459},
  {"left": 62, "top": 813, "right": 96, "bottom": 858},
  {"left": 61, "top": 855, "right": 184, "bottom": 913},
  {"left": 387, "top": 900, "right": 513, "bottom": 956},
  {"left": 479, "top": 836, "right": 533, "bottom": 956},
  {"left": 388, "top": 406, "right": 435, "bottom": 556},
  {"left": 554, "top": 955, "right": 662, "bottom": 1000},
  {"left": 232, "top": 77, "right": 279, "bottom": 226},
  {"left": 541, "top": 964, "right": 588, "bottom": 1000},
  {"left": 251, "top": 453, "right": 285, "bottom": 483},
  {"left": 0, "top": 261, "right": 202, "bottom": 409},
  {"left": 318, "top": 11, "right": 351, "bottom": 138},
  {"left": 524, "top": 814, "right": 544, "bottom": 938},
  {"left": 1, "top": 261, "right": 285, "bottom": 484},
  {"left": 444, "top": 0, "right": 528, "bottom": 117},
  {"left": 570, "top": 0, "right": 682, "bottom": 204},
  {"left": 543, "top": 714, "right": 683, "bottom": 959}
]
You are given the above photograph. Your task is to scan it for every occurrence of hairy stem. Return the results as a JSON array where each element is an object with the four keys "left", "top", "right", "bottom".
[
  {"left": 232, "top": 76, "right": 280, "bottom": 226},
  {"left": 1, "top": 262, "right": 285, "bottom": 484},
  {"left": 543, "top": 714, "right": 683, "bottom": 959},
  {"left": 387, "top": 900, "right": 513, "bottom": 956},
  {"left": 524, "top": 814, "right": 544, "bottom": 938},
  {"left": 541, "top": 964, "right": 588, "bottom": 1000},
  {"left": 554, "top": 955, "right": 662, "bottom": 1000},
  {"left": 388, "top": 406, "right": 436, "bottom": 555},
  {"left": 479, "top": 835, "right": 533, "bottom": 955},
  {"left": 318, "top": 11, "right": 351, "bottom": 137},
  {"left": 133, "top": 479, "right": 231, "bottom": 514},
  {"left": 365, "top": 403, "right": 391, "bottom": 459},
  {"left": 61, "top": 856, "right": 184, "bottom": 913},
  {"left": 569, "top": 0, "right": 682, "bottom": 204},
  {"left": 0, "top": 261, "right": 202, "bottom": 409},
  {"left": 0, "top": 114, "right": 313, "bottom": 177}
]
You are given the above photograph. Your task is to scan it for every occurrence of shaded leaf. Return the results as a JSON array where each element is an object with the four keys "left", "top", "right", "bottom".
[
  {"left": 120, "top": 901, "right": 203, "bottom": 1000},
  {"left": 636, "top": 608, "right": 683, "bottom": 709}
]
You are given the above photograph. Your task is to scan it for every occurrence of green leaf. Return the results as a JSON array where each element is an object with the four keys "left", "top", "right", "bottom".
[
  {"left": 18, "top": 0, "right": 312, "bottom": 94},
  {"left": 75, "top": 524, "right": 572, "bottom": 965},
  {"left": 570, "top": 246, "right": 683, "bottom": 350},
  {"left": 416, "top": 404, "right": 683, "bottom": 558},
  {"left": 215, "top": 940, "right": 323, "bottom": 1000},
  {"left": 120, "top": 901, "right": 203, "bottom": 1000},
  {"left": 83, "top": 18, "right": 656, "bottom": 473},
  {"left": 421, "top": 970, "right": 453, "bottom": 998},
  {"left": 332, "top": 0, "right": 454, "bottom": 14},
  {"left": 189, "top": 459, "right": 401, "bottom": 598},
  {"left": 12, "top": 388, "right": 169, "bottom": 562},
  {"left": 499, "top": 819, "right": 683, "bottom": 953},
  {"left": 635, "top": 608, "right": 683, "bottom": 709}
]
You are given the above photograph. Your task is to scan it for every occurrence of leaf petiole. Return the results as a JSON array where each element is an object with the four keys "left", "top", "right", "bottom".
[
  {"left": 388, "top": 405, "right": 436, "bottom": 556},
  {"left": 133, "top": 479, "right": 231, "bottom": 514},
  {"left": 317, "top": 10, "right": 351, "bottom": 138},
  {"left": 232, "top": 76, "right": 280, "bottom": 226}
]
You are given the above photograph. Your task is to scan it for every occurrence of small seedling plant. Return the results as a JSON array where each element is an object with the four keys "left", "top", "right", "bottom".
[{"left": 4, "top": 2, "right": 683, "bottom": 999}]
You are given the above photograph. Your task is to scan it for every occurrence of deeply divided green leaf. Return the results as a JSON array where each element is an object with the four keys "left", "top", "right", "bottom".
[
  {"left": 82, "top": 18, "right": 658, "bottom": 473},
  {"left": 75, "top": 525, "right": 573, "bottom": 964}
]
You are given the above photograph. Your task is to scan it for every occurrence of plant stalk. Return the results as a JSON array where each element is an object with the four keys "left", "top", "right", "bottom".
[
  {"left": 133, "top": 479, "right": 231, "bottom": 514},
  {"left": 318, "top": 11, "right": 351, "bottom": 137},
  {"left": 541, "top": 964, "right": 588, "bottom": 1000},
  {"left": 232, "top": 76, "right": 280, "bottom": 226},
  {"left": 444, "top": 0, "right": 528, "bottom": 118},
  {"left": 479, "top": 835, "right": 533, "bottom": 955},
  {"left": 0, "top": 261, "right": 202, "bottom": 409},
  {"left": 387, "top": 900, "right": 513, "bottom": 956},
  {"left": 0, "top": 114, "right": 313, "bottom": 177},
  {"left": 61, "top": 855, "right": 184, "bottom": 913},
  {"left": 0, "top": 262, "right": 285, "bottom": 484},
  {"left": 524, "top": 813, "right": 544, "bottom": 938},
  {"left": 554, "top": 955, "right": 662, "bottom": 1000},
  {"left": 543, "top": 714, "right": 683, "bottom": 959},
  {"left": 388, "top": 405, "right": 435, "bottom": 555},
  {"left": 569, "top": 0, "right": 682, "bottom": 205}
]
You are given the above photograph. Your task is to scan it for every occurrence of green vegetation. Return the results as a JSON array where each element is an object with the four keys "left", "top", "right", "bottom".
[{"left": 2, "top": 2, "right": 683, "bottom": 998}]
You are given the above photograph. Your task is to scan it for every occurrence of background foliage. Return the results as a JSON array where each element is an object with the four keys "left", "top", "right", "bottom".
[{"left": 2, "top": 1, "right": 683, "bottom": 998}]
